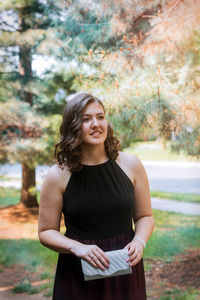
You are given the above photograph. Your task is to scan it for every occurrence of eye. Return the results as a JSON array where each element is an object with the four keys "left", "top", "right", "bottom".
[
  {"left": 82, "top": 117, "right": 90, "bottom": 123},
  {"left": 98, "top": 115, "right": 105, "bottom": 120}
]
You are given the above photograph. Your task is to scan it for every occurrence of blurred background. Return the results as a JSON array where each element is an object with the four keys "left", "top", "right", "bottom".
[{"left": 0, "top": 0, "right": 200, "bottom": 299}]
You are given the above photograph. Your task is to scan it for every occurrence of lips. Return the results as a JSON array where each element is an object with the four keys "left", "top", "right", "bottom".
[{"left": 90, "top": 131, "right": 102, "bottom": 136}]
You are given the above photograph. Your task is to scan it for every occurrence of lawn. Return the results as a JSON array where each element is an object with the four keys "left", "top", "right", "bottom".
[
  {"left": 124, "top": 140, "right": 198, "bottom": 162},
  {"left": 150, "top": 190, "right": 200, "bottom": 204},
  {"left": 144, "top": 210, "right": 200, "bottom": 261}
]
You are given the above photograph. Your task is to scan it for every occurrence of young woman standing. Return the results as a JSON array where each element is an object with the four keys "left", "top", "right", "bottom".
[{"left": 38, "top": 92, "right": 154, "bottom": 299}]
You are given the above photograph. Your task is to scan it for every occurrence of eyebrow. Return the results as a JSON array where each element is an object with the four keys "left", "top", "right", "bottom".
[{"left": 82, "top": 112, "right": 105, "bottom": 116}]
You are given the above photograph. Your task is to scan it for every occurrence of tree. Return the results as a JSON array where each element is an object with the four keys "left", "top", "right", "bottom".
[
  {"left": 0, "top": 1, "right": 75, "bottom": 207},
  {"left": 0, "top": 0, "right": 120, "bottom": 207},
  {"left": 78, "top": 0, "right": 200, "bottom": 157}
]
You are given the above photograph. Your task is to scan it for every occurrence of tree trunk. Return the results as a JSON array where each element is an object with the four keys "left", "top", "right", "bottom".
[
  {"left": 18, "top": 8, "right": 38, "bottom": 207},
  {"left": 20, "top": 163, "right": 38, "bottom": 207}
]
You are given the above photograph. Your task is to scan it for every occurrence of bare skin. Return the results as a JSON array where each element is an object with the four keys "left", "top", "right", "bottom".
[{"left": 38, "top": 102, "right": 154, "bottom": 270}]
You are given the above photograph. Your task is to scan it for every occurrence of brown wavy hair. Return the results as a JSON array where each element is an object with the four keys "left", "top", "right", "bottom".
[{"left": 54, "top": 92, "right": 120, "bottom": 172}]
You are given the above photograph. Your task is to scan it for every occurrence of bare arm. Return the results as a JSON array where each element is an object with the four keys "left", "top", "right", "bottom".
[
  {"left": 38, "top": 165, "right": 109, "bottom": 270},
  {"left": 132, "top": 156, "right": 155, "bottom": 243},
  {"left": 121, "top": 154, "right": 154, "bottom": 266},
  {"left": 38, "top": 165, "right": 80, "bottom": 253}
]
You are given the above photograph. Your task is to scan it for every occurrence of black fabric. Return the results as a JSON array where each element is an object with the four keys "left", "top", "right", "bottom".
[
  {"left": 53, "top": 232, "right": 146, "bottom": 300},
  {"left": 63, "top": 160, "right": 134, "bottom": 239},
  {"left": 53, "top": 159, "right": 147, "bottom": 300}
]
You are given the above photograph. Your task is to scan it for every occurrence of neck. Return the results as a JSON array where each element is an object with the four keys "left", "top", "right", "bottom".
[{"left": 81, "top": 144, "right": 108, "bottom": 165}]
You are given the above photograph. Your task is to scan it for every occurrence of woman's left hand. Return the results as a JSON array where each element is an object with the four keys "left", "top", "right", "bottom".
[{"left": 124, "top": 239, "right": 144, "bottom": 266}]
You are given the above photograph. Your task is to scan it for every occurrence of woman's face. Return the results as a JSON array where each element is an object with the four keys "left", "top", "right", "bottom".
[{"left": 81, "top": 102, "right": 108, "bottom": 146}]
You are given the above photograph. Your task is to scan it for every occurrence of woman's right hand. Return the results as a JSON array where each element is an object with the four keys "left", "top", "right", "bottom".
[{"left": 71, "top": 242, "right": 110, "bottom": 270}]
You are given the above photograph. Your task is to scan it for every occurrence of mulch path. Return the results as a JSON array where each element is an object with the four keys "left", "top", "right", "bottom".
[{"left": 0, "top": 204, "right": 200, "bottom": 299}]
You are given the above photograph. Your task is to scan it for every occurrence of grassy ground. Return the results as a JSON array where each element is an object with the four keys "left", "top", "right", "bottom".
[
  {"left": 0, "top": 187, "right": 20, "bottom": 206},
  {"left": 144, "top": 210, "right": 200, "bottom": 261},
  {"left": 125, "top": 140, "right": 198, "bottom": 161},
  {"left": 0, "top": 187, "right": 40, "bottom": 206},
  {"left": 159, "top": 287, "right": 199, "bottom": 300},
  {"left": 151, "top": 190, "right": 200, "bottom": 203}
]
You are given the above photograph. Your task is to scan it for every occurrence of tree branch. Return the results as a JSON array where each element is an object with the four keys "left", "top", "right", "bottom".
[
  {"left": 0, "top": 20, "right": 18, "bottom": 31},
  {"left": 165, "top": 0, "right": 184, "bottom": 19}
]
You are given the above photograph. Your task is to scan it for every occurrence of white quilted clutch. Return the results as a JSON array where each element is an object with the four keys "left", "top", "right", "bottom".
[{"left": 81, "top": 248, "right": 132, "bottom": 281}]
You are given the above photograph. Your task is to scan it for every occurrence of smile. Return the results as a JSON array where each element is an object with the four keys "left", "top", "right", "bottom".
[{"left": 90, "top": 132, "right": 102, "bottom": 136}]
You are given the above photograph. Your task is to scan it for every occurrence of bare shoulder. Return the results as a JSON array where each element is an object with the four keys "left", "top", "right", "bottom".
[
  {"left": 116, "top": 151, "right": 145, "bottom": 184},
  {"left": 117, "top": 151, "right": 144, "bottom": 172},
  {"left": 43, "top": 164, "right": 71, "bottom": 193}
]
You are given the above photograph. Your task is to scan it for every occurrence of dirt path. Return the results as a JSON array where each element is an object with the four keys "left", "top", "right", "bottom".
[
  {"left": 145, "top": 250, "right": 200, "bottom": 299},
  {"left": 0, "top": 263, "right": 50, "bottom": 300},
  {"left": 0, "top": 204, "right": 200, "bottom": 299}
]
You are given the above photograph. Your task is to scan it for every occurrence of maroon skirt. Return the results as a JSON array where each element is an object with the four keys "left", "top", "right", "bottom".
[{"left": 52, "top": 231, "right": 146, "bottom": 300}]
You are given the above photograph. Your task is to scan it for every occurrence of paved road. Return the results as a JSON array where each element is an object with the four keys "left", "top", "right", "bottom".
[
  {"left": 151, "top": 197, "right": 200, "bottom": 215},
  {"left": 143, "top": 161, "right": 200, "bottom": 194}
]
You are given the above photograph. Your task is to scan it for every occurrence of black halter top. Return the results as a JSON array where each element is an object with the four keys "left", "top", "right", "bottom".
[{"left": 63, "top": 159, "right": 134, "bottom": 239}]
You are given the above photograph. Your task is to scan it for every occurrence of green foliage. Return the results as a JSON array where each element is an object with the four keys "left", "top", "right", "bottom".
[
  {"left": 0, "top": 100, "right": 61, "bottom": 166},
  {"left": 171, "top": 126, "right": 200, "bottom": 158},
  {"left": 0, "top": 0, "right": 117, "bottom": 168},
  {"left": 13, "top": 278, "right": 39, "bottom": 294},
  {"left": 107, "top": 93, "right": 178, "bottom": 148},
  {"left": 34, "top": 70, "right": 77, "bottom": 114},
  {"left": 51, "top": 3, "right": 116, "bottom": 61}
]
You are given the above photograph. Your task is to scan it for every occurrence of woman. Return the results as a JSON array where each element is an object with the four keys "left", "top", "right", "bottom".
[{"left": 38, "top": 92, "right": 154, "bottom": 300}]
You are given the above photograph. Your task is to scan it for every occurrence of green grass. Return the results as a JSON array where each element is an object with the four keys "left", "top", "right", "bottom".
[
  {"left": 0, "top": 239, "right": 56, "bottom": 296},
  {"left": 0, "top": 187, "right": 40, "bottom": 206},
  {"left": 160, "top": 287, "right": 200, "bottom": 300},
  {"left": 151, "top": 190, "right": 200, "bottom": 203},
  {"left": 145, "top": 225, "right": 200, "bottom": 261},
  {"left": 0, "top": 239, "right": 58, "bottom": 269},
  {"left": 144, "top": 210, "right": 200, "bottom": 261},
  {"left": 152, "top": 209, "right": 200, "bottom": 227},
  {"left": 125, "top": 140, "right": 198, "bottom": 161},
  {"left": 0, "top": 175, "right": 21, "bottom": 181},
  {"left": 0, "top": 187, "right": 20, "bottom": 206}
]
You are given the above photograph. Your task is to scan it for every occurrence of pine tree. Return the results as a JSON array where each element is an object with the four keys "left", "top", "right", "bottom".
[
  {"left": 0, "top": 0, "right": 119, "bottom": 207},
  {"left": 0, "top": 0, "right": 74, "bottom": 207}
]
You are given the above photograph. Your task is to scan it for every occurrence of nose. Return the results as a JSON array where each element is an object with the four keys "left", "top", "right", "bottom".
[{"left": 91, "top": 117, "right": 99, "bottom": 127}]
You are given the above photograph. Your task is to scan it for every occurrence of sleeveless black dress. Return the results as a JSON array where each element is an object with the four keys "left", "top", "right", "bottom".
[{"left": 53, "top": 159, "right": 146, "bottom": 300}]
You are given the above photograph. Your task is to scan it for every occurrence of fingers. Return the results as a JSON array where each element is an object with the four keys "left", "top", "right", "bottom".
[
  {"left": 86, "top": 246, "right": 110, "bottom": 270},
  {"left": 126, "top": 243, "right": 143, "bottom": 267},
  {"left": 89, "top": 255, "right": 106, "bottom": 270},
  {"left": 96, "top": 247, "right": 110, "bottom": 265},
  {"left": 124, "top": 242, "right": 131, "bottom": 250},
  {"left": 87, "top": 256, "right": 99, "bottom": 268}
]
